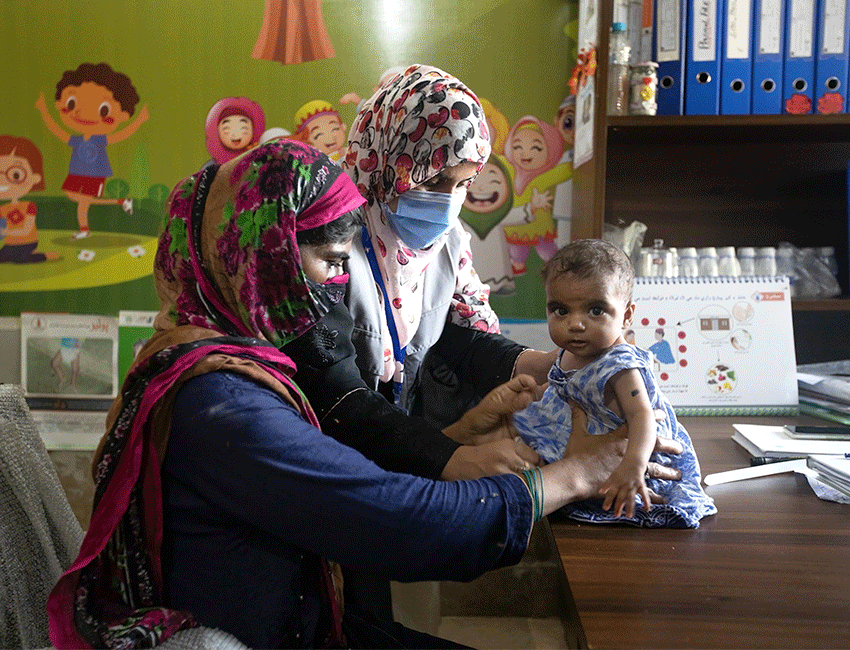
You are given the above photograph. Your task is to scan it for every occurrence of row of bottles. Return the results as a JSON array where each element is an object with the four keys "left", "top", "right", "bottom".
[
  {"left": 607, "top": 22, "right": 658, "bottom": 116},
  {"left": 636, "top": 240, "right": 841, "bottom": 298}
]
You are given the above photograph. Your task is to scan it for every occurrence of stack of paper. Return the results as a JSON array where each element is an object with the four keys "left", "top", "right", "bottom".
[
  {"left": 732, "top": 423, "right": 850, "bottom": 458},
  {"left": 797, "top": 361, "right": 850, "bottom": 425},
  {"left": 806, "top": 455, "right": 850, "bottom": 498}
]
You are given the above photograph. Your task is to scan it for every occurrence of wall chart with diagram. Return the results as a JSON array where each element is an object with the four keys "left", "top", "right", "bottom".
[{"left": 631, "top": 276, "right": 798, "bottom": 415}]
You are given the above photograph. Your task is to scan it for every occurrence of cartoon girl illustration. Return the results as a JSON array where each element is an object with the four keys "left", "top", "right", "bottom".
[
  {"left": 204, "top": 97, "right": 266, "bottom": 165},
  {"left": 460, "top": 154, "right": 515, "bottom": 294},
  {"left": 0, "top": 135, "right": 59, "bottom": 263},
  {"left": 501, "top": 115, "right": 571, "bottom": 275},
  {"left": 552, "top": 95, "right": 576, "bottom": 247}
]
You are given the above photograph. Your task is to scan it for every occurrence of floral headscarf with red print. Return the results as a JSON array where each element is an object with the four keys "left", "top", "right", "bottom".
[
  {"left": 341, "top": 64, "right": 499, "bottom": 383},
  {"left": 47, "top": 141, "right": 363, "bottom": 649},
  {"left": 156, "top": 138, "right": 365, "bottom": 348}
]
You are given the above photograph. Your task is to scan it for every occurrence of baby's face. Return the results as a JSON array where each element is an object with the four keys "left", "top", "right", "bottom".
[{"left": 545, "top": 271, "right": 634, "bottom": 363}]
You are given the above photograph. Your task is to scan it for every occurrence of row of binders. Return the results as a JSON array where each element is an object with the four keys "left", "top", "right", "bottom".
[{"left": 642, "top": 0, "right": 850, "bottom": 115}]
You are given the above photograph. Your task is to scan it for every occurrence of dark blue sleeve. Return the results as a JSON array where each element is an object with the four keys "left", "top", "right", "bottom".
[{"left": 166, "top": 371, "right": 532, "bottom": 582}]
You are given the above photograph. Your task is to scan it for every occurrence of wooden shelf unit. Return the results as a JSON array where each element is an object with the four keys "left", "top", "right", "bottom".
[{"left": 570, "top": 3, "right": 850, "bottom": 310}]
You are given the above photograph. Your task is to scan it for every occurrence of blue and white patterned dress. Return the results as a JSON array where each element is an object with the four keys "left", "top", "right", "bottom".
[{"left": 514, "top": 343, "right": 717, "bottom": 528}]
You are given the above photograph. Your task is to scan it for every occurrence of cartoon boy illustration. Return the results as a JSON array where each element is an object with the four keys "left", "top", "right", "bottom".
[
  {"left": 204, "top": 96, "right": 266, "bottom": 165},
  {"left": 291, "top": 100, "right": 347, "bottom": 161},
  {"left": 36, "top": 62, "right": 148, "bottom": 239},
  {"left": 0, "top": 135, "right": 59, "bottom": 263}
]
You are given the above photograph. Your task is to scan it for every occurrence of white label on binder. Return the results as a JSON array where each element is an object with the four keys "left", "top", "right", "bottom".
[
  {"left": 658, "top": 0, "right": 682, "bottom": 61},
  {"left": 693, "top": 0, "right": 718, "bottom": 62},
  {"left": 822, "top": 0, "right": 846, "bottom": 55},
  {"left": 726, "top": 0, "right": 752, "bottom": 59},
  {"left": 788, "top": 0, "right": 815, "bottom": 58},
  {"left": 758, "top": 0, "right": 782, "bottom": 55}
]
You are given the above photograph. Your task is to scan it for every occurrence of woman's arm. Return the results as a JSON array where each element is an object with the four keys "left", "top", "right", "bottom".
[
  {"left": 285, "top": 299, "right": 536, "bottom": 480},
  {"left": 167, "top": 371, "right": 532, "bottom": 582}
]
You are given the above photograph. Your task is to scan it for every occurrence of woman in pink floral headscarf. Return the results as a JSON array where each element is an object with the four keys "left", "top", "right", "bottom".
[{"left": 341, "top": 64, "right": 558, "bottom": 426}]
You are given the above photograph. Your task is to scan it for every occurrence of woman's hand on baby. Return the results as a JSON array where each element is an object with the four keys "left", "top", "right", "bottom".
[
  {"left": 442, "top": 374, "right": 540, "bottom": 445},
  {"left": 441, "top": 437, "right": 541, "bottom": 481}
]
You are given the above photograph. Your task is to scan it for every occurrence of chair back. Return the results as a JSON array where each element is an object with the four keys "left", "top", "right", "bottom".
[{"left": 0, "top": 384, "right": 84, "bottom": 649}]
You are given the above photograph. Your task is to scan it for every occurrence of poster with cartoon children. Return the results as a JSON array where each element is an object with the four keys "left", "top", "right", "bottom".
[{"left": 3, "top": 1, "right": 577, "bottom": 321}]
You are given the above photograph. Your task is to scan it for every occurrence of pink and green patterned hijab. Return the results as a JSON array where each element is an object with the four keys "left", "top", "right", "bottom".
[{"left": 156, "top": 138, "right": 365, "bottom": 348}]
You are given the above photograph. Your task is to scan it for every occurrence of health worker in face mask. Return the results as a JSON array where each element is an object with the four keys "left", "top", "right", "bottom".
[{"left": 341, "top": 64, "right": 560, "bottom": 430}]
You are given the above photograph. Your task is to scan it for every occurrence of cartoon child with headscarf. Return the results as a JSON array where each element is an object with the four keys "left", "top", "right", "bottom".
[
  {"left": 460, "top": 154, "right": 515, "bottom": 295},
  {"left": 204, "top": 97, "right": 266, "bottom": 165},
  {"left": 290, "top": 100, "right": 347, "bottom": 161},
  {"left": 501, "top": 115, "right": 572, "bottom": 275}
]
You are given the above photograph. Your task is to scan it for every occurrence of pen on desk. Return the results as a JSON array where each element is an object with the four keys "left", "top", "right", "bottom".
[{"left": 750, "top": 456, "right": 797, "bottom": 466}]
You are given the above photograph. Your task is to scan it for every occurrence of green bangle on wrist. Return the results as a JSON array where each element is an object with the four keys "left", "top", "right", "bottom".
[{"left": 522, "top": 466, "right": 545, "bottom": 522}]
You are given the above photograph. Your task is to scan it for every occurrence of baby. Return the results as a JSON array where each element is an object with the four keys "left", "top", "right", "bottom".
[{"left": 513, "top": 239, "right": 716, "bottom": 527}]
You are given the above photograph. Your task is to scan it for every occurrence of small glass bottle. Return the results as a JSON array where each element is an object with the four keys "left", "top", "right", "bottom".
[
  {"left": 737, "top": 246, "right": 756, "bottom": 275},
  {"left": 667, "top": 247, "right": 679, "bottom": 277},
  {"left": 818, "top": 246, "right": 839, "bottom": 277},
  {"left": 629, "top": 61, "right": 659, "bottom": 115},
  {"left": 754, "top": 246, "right": 777, "bottom": 276},
  {"left": 607, "top": 23, "right": 630, "bottom": 116},
  {"left": 717, "top": 246, "right": 740, "bottom": 276},
  {"left": 649, "top": 238, "right": 673, "bottom": 276},
  {"left": 775, "top": 245, "right": 797, "bottom": 297},
  {"left": 678, "top": 247, "right": 699, "bottom": 277},
  {"left": 697, "top": 246, "right": 719, "bottom": 277}
]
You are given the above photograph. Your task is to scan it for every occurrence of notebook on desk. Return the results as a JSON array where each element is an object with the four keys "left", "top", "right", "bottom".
[
  {"left": 806, "top": 455, "right": 850, "bottom": 498},
  {"left": 732, "top": 423, "right": 850, "bottom": 458}
]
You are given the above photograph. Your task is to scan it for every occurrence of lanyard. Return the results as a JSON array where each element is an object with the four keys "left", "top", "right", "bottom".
[{"left": 361, "top": 227, "right": 407, "bottom": 407}]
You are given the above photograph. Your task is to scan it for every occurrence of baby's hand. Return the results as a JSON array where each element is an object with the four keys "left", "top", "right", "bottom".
[{"left": 599, "top": 459, "right": 652, "bottom": 519}]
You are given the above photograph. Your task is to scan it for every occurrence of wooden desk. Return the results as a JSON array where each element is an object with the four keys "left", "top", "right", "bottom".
[{"left": 550, "top": 415, "right": 850, "bottom": 649}]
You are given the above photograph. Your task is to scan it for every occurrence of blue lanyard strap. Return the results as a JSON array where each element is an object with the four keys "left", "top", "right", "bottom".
[{"left": 361, "top": 227, "right": 407, "bottom": 405}]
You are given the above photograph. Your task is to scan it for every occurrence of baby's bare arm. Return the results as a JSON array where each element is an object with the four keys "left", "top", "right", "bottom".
[{"left": 600, "top": 368, "right": 656, "bottom": 517}]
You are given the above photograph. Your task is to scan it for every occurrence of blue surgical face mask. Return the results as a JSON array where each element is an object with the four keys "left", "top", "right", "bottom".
[{"left": 382, "top": 189, "right": 466, "bottom": 249}]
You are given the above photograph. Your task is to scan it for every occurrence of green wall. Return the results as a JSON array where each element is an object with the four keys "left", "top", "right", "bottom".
[{"left": 1, "top": 0, "right": 576, "bottom": 317}]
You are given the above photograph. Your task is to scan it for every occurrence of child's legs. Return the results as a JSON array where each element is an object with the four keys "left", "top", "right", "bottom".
[
  {"left": 51, "top": 350, "right": 66, "bottom": 385},
  {"left": 63, "top": 175, "right": 113, "bottom": 231}
]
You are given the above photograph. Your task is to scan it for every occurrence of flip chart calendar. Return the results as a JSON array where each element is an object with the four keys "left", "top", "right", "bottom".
[{"left": 632, "top": 276, "right": 798, "bottom": 415}]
